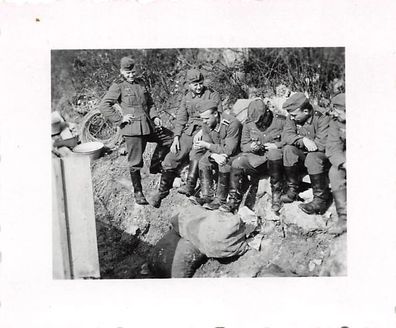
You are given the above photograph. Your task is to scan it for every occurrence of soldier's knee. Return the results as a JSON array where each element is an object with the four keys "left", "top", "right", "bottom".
[
  {"left": 267, "top": 149, "right": 283, "bottom": 161},
  {"left": 231, "top": 156, "right": 248, "bottom": 169},
  {"left": 305, "top": 152, "right": 327, "bottom": 174}
]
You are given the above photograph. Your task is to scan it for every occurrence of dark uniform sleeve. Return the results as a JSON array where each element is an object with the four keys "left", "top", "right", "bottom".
[
  {"left": 145, "top": 88, "right": 159, "bottom": 120},
  {"left": 259, "top": 117, "right": 285, "bottom": 147},
  {"left": 209, "top": 120, "right": 242, "bottom": 156},
  {"left": 240, "top": 124, "right": 255, "bottom": 153},
  {"left": 326, "top": 120, "right": 346, "bottom": 168},
  {"left": 313, "top": 114, "right": 330, "bottom": 152},
  {"left": 173, "top": 95, "right": 188, "bottom": 137},
  {"left": 98, "top": 82, "right": 123, "bottom": 125},
  {"left": 283, "top": 116, "right": 304, "bottom": 148}
]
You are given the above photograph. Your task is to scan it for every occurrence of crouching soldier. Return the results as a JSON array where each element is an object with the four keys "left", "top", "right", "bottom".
[
  {"left": 99, "top": 56, "right": 173, "bottom": 205},
  {"left": 220, "top": 99, "right": 286, "bottom": 213},
  {"left": 191, "top": 100, "right": 242, "bottom": 210},
  {"left": 282, "top": 93, "right": 332, "bottom": 215},
  {"left": 326, "top": 93, "right": 346, "bottom": 234},
  {"left": 150, "top": 69, "right": 222, "bottom": 208}
]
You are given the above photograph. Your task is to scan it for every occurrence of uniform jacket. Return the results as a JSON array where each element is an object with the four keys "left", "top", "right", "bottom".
[
  {"left": 325, "top": 119, "right": 346, "bottom": 168},
  {"left": 174, "top": 87, "right": 222, "bottom": 137},
  {"left": 99, "top": 77, "right": 158, "bottom": 136},
  {"left": 202, "top": 112, "right": 242, "bottom": 157},
  {"left": 283, "top": 109, "right": 330, "bottom": 152},
  {"left": 241, "top": 114, "right": 286, "bottom": 154}
]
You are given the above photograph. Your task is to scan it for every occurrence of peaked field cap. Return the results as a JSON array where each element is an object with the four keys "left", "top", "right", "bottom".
[
  {"left": 282, "top": 92, "right": 309, "bottom": 112},
  {"left": 120, "top": 57, "right": 135, "bottom": 70},
  {"left": 331, "top": 93, "right": 346, "bottom": 111},
  {"left": 186, "top": 69, "right": 204, "bottom": 83},
  {"left": 197, "top": 99, "right": 219, "bottom": 113}
]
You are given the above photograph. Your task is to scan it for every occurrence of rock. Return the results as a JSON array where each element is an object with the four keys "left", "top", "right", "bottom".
[
  {"left": 308, "top": 260, "right": 316, "bottom": 272},
  {"left": 281, "top": 203, "right": 328, "bottom": 233},
  {"left": 319, "top": 234, "right": 347, "bottom": 276},
  {"left": 173, "top": 177, "right": 182, "bottom": 188}
]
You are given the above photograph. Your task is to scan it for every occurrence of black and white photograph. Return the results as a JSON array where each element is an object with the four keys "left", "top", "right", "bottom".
[
  {"left": 2, "top": 1, "right": 396, "bottom": 327},
  {"left": 51, "top": 48, "right": 346, "bottom": 279}
]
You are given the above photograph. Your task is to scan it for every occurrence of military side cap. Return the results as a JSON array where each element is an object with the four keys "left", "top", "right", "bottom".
[
  {"left": 120, "top": 57, "right": 135, "bottom": 70},
  {"left": 186, "top": 69, "right": 204, "bottom": 83},
  {"left": 196, "top": 99, "right": 218, "bottom": 113},
  {"left": 331, "top": 93, "right": 346, "bottom": 112},
  {"left": 282, "top": 92, "right": 309, "bottom": 112}
]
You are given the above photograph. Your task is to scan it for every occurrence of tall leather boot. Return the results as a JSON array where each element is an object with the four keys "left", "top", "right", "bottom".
[
  {"left": 178, "top": 160, "right": 199, "bottom": 197},
  {"left": 280, "top": 165, "right": 301, "bottom": 203},
  {"left": 219, "top": 168, "right": 244, "bottom": 213},
  {"left": 149, "top": 144, "right": 168, "bottom": 174},
  {"left": 150, "top": 170, "right": 177, "bottom": 208},
  {"left": 244, "top": 177, "right": 259, "bottom": 211},
  {"left": 328, "top": 188, "right": 347, "bottom": 235},
  {"left": 189, "top": 168, "right": 214, "bottom": 206},
  {"left": 268, "top": 159, "right": 284, "bottom": 213},
  {"left": 204, "top": 172, "right": 230, "bottom": 210},
  {"left": 299, "top": 173, "right": 333, "bottom": 215},
  {"left": 130, "top": 170, "right": 149, "bottom": 205}
]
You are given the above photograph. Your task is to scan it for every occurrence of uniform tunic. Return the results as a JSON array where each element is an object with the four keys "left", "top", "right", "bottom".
[
  {"left": 326, "top": 119, "right": 346, "bottom": 191},
  {"left": 99, "top": 77, "right": 173, "bottom": 171},
  {"left": 162, "top": 87, "right": 222, "bottom": 171},
  {"left": 198, "top": 112, "right": 242, "bottom": 173},
  {"left": 282, "top": 109, "right": 330, "bottom": 175}
]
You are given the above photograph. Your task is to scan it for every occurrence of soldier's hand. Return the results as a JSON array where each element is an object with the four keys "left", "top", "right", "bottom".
[
  {"left": 170, "top": 137, "right": 180, "bottom": 154},
  {"left": 121, "top": 114, "right": 134, "bottom": 126},
  {"left": 302, "top": 137, "right": 318, "bottom": 152},
  {"left": 153, "top": 117, "right": 162, "bottom": 128},
  {"left": 194, "top": 140, "right": 210, "bottom": 150},
  {"left": 211, "top": 154, "right": 228, "bottom": 166},
  {"left": 193, "top": 129, "right": 203, "bottom": 143},
  {"left": 264, "top": 142, "right": 278, "bottom": 150},
  {"left": 250, "top": 141, "right": 261, "bottom": 152}
]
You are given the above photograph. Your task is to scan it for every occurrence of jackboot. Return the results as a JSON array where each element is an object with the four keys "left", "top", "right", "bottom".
[
  {"left": 268, "top": 159, "right": 284, "bottom": 213},
  {"left": 178, "top": 160, "right": 199, "bottom": 197},
  {"left": 219, "top": 168, "right": 244, "bottom": 213},
  {"left": 189, "top": 168, "right": 214, "bottom": 206},
  {"left": 328, "top": 188, "right": 347, "bottom": 235},
  {"left": 299, "top": 173, "right": 333, "bottom": 215},
  {"left": 280, "top": 165, "right": 301, "bottom": 203},
  {"left": 130, "top": 170, "right": 149, "bottom": 205},
  {"left": 244, "top": 177, "right": 259, "bottom": 211},
  {"left": 204, "top": 172, "right": 230, "bottom": 210},
  {"left": 150, "top": 170, "right": 177, "bottom": 208}
]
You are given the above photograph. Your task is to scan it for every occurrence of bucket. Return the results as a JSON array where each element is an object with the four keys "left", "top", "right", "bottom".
[{"left": 73, "top": 141, "right": 104, "bottom": 161}]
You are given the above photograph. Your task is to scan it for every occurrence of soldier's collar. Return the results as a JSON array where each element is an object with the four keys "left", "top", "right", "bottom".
[{"left": 307, "top": 113, "right": 314, "bottom": 125}]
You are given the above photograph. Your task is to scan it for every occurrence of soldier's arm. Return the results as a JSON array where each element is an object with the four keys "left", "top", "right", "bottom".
[
  {"left": 240, "top": 124, "right": 256, "bottom": 153},
  {"left": 326, "top": 120, "right": 346, "bottom": 168},
  {"left": 282, "top": 116, "right": 304, "bottom": 148},
  {"left": 313, "top": 114, "right": 330, "bottom": 152},
  {"left": 145, "top": 88, "right": 159, "bottom": 119},
  {"left": 209, "top": 120, "right": 242, "bottom": 156},
  {"left": 98, "top": 83, "right": 123, "bottom": 125},
  {"left": 173, "top": 96, "right": 188, "bottom": 137},
  {"left": 259, "top": 117, "right": 284, "bottom": 146}
]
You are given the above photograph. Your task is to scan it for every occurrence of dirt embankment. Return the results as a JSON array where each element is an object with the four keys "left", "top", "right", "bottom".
[{"left": 91, "top": 145, "right": 346, "bottom": 279}]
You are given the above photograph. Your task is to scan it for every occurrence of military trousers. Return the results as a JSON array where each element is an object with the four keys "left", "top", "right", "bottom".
[
  {"left": 329, "top": 165, "right": 346, "bottom": 192},
  {"left": 283, "top": 145, "right": 329, "bottom": 175},
  {"left": 125, "top": 127, "right": 173, "bottom": 172},
  {"left": 162, "top": 130, "right": 204, "bottom": 171},
  {"left": 198, "top": 151, "right": 236, "bottom": 173},
  {"left": 231, "top": 149, "right": 283, "bottom": 175}
]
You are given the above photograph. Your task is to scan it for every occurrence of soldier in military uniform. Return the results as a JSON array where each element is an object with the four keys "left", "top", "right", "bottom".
[
  {"left": 219, "top": 99, "right": 286, "bottom": 213},
  {"left": 281, "top": 93, "right": 332, "bottom": 215},
  {"left": 190, "top": 99, "right": 242, "bottom": 210},
  {"left": 150, "top": 69, "right": 222, "bottom": 208},
  {"left": 326, "top": 93, "right": 346, "bottom": 234},
  {"left": 99, "top": 56, "right": 173, "bottom": 205}
]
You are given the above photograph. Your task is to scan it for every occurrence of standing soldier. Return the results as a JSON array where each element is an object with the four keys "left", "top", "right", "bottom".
[
  {"left": 220, "top": 99, "right": 286, "bottom": 213},
  {"left": 326, "top": 93, "right": 346, "bottom": 234},
  {"left": 150, "top": 69, "right": 222, "bottom": 208},
  {"left": 191, "top": 99, "right": 242, "bottom": 210},
  {"left": 282, "top": 92, "right": 332, "bottom": 215},
  {"left": 99, "top": 56, "right": 172, "bottom": 205}
]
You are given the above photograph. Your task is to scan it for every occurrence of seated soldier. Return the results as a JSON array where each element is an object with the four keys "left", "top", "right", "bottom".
[
  {"left": 190, "top": 100, "right": 242, "bottom": 210},
  {"left": 326, "top": 93, "right": 346, "bottom": 235},
  {"left": 220, "top": 99, "right": 286, "bottom": 213},
  {"left": 150, "top": 69, "right": 222, "bottom": 208},
  {"left": 282, "top": 92, "right": 332, "bottom": 215}
]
